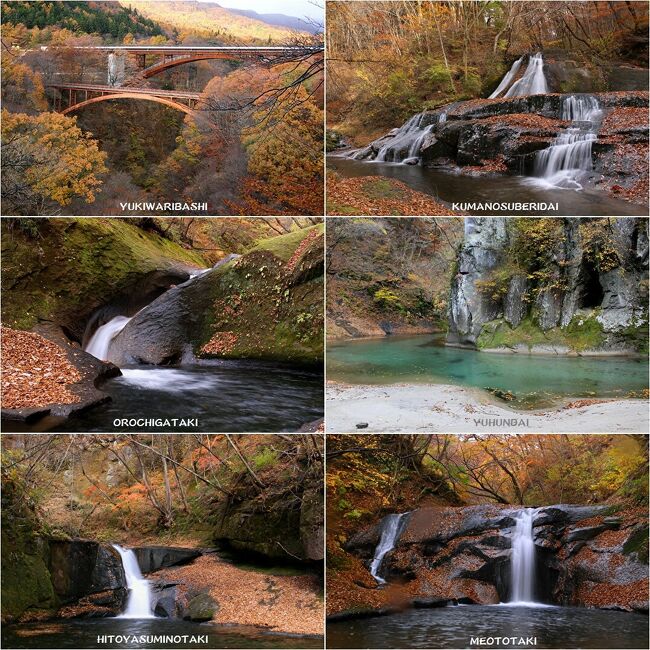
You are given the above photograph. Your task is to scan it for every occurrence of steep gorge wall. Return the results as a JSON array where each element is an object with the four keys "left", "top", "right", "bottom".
[{"left": 447, "top": 217, "right": 648, "bottom": 354}]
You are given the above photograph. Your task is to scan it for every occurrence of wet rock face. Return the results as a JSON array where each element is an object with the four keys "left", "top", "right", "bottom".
[
  {"left": 132, "top": 547, "right": 202, "bottom": 574},
  {"left": 346, "top": 504, "right": 648, "bottom": 612},
  {"left": 447, "top": 217, "right": 649, "bottom": 353},
  {"left": 48, "top": 540, "right": 126, "bottom": 603}
]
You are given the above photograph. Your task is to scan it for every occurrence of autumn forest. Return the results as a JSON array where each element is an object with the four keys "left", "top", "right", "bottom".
[{"left": 1, "top": 1, "right": 324, "bottom": 216}]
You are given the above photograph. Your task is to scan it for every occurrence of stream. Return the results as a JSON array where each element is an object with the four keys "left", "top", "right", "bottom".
[
  {"left": 326, "top": 605, "right": 649, "bottom": 649},
  {"left": 328, "top": 155, "right": 648, "bottom": 216},
  {"left": 48, "top": 362, "right": 323, "bottom": 432},
  {"left": 327, "top": 334, "right": 648, "bottom": 409},
  {"left": 2, "top": 619, "right": 323, "bottom": 649}
]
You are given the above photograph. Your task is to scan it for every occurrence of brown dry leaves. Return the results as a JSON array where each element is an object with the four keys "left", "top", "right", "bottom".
[
  {"left": 1, "top": 326, "right": 81, "bottom": 409},
  {"left": 327, "top": 175, "right": 456, "bottom": 216},
  {"left": 200, "top": 331, "right": 238, "bottom": 355},
  {"left": 159, "top": 555, "right": 323, "bottom": 635},
  {"left": 285, "top": 229, "right": 320, "bottom": 273}
]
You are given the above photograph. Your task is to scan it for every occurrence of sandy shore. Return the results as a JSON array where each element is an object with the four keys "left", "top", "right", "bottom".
[{"left": 326, "top": 383, "right": 648, "bottom": 432}]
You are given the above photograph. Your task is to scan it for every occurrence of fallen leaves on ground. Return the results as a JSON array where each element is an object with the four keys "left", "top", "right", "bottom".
[
  {"left": 159, "top": 555, "right": 323, "bottom": 635},
  {"left": 1, "top": 326, "right": 81, "bottom": 409},
  {"left": 200, "top": 331, "right": 238, "bottom": 355},
  {"left": 285, "top": 229, "right": 321, "bottom": 273},
  {"left": 327, "top": 175, "right": 456, "bottom": 216}
]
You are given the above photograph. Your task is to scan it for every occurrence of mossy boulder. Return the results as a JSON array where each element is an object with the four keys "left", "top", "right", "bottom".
[
  {"left": 184, "top": 593, "right": 218, "bottom": 621},
  {"left": 110, "top": 225, "right": 324, "bottom": 366},
  {"left": 1, "top": 218, "right": 206, "bottom": 341}
]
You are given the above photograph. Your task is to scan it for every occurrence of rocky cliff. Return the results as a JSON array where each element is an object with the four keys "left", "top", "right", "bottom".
[
  {"left": 447, "top": 217, "right": 648, "bottom": 354},
  {"left": 338, "top": 503, "right": 648, "bottom": 615}
]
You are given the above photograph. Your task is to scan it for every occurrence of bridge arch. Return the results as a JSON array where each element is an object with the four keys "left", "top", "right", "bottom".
[
  {"left": 141, "top": 53, "right": 264, "bottom": 79},
  {"left": 61, "top": 93, "right": 195, "bottom": 116}
]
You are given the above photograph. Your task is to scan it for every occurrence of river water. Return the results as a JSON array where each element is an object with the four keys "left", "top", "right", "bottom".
[
  {"left": 326, "top": 605, "right": 649, "bottom": 649},
  {"left": 327, "top": 335, "right": 648, "bottom": 409},
  {"left": 328, "top": 156, "right": 648, "bottom": 216},
  {"left": 52, "top": 361, "right": 323, "bottom": 432},
  {"left": 2, "top": 619, "right": 322, "bottom": 649}
]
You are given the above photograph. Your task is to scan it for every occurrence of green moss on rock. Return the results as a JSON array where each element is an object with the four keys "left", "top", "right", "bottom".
[
  {"left": 1, "top": 475, "right": 57, "bottom": 621},
  {"left": 477, "top": 314, "right": 606, "bottom": 353},
  {"left": 1, "top": 218, "right": 206, "bottom": 334}
]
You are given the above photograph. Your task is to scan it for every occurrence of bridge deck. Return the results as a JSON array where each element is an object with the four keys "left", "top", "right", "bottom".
[
  {"left": 49, "top": 83, "right": 201, "bottom": 99},
  {"left": 70, "top": 46, "right": 319, "bottom": 54}
]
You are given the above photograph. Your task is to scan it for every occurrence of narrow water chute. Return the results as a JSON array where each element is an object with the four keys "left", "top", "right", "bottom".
[
  {"left": 112, "top": 544, "right": 154, "bottom": 618},
  {"left": 84, "top": 316, "right": 132, "bottom": 361},
  {"left": 509, "top": 509, "right": 537, "bottom": 604},
  {"left": 369, "top": 513, "right": 409, "bottom": 584}
]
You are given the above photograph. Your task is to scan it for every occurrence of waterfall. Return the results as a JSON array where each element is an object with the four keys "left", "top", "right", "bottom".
[
  {"left": 112, "top": 544, "right": 154, "bottom": 619},
  {"left": 489, "top": 56, "right": 524, "bottom": 99},
  {"left": 84, "top": 315, "right": 132, "bottom": 361},
  {"left": 107, "top": 53, "right": 124, "bottom": 87},
  {"left": 503, "top": 53, "right": 548, "bottom": 97},
  {"left": 509, "top": 509, "right": 537, "bottom": 603},
  {"left": 369, "top": 513, "right": 409, "bottom": 584},
  {"left": 533, "top": 95, "right": 602, "bottom": 189}
]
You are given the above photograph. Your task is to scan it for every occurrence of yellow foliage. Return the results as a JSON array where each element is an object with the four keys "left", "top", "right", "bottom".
[{"left": 1, "top": 110, "right": 108, "bottom": 212}]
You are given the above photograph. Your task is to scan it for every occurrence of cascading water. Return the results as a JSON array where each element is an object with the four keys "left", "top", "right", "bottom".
[
  {"left": 488, "top": 56, "right": 524, "bottom": 99},
  {"left": 369, "top": 513, "right": 409, "bottom": 584},
  {"left": 112, "top": 544, "right": 154, "bottom": 619},
  {"left": 84, "top": 316, "right": 132, "bottom": 361},
  {"left": 509, "top": 509, "right": 537, "bottom": 604},
  {"left": 503, "top": 53, "right": 548, "bottom": 97},
  {"left": 533, "top": 95, "right": 602, "bottom": 189},
  {"left": 347, "top": 111, "right": 447, "bottom": 165}
]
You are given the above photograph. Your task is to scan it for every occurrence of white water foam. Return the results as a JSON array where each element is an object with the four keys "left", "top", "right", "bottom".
[{"left": 112, "top": 544, "right": 154, "bottom": 619}]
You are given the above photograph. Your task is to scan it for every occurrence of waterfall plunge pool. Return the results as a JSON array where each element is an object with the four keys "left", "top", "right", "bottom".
[
  {"left": 43, "top": 361, "right": 324, "bottom": 433},
  {"left": 327, "top": 335, "right": 649, "bottom": 410},
  {"left": 326, "top": 605, "right": 649, "bottom": 649},
  {"left": 2, "top": 619, "right": 323, "bottom": 649},
  {"left": 328, "top": 155, "right": 648, "bottom": 216}
]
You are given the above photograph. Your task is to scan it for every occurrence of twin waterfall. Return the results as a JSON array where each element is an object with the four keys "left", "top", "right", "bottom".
[
  {"left": 112, "top": 544, "right": 154, "bottom": 618},
  {"left": 369, "top": 509, "right": 541, "bottom": 606},
  {"left": 369, "top": 513, "right": 409, "bottom": 584},
  {"left": 509, "top": 509, "right": 537, "bottom": 604}
]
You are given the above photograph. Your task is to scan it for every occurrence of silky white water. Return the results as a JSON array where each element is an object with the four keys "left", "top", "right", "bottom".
[
  {"left": 503, "top": 53, "right": 548, "bottom": 97},
  {"left": 533, "top": 95, "right": 602, "bottom": 189},
  {"left": 369, "top": 513, "right": 408, "bottom": 584},
  {"left": 112, "top": 544, "right": 154, "bottom": 619},
  {"left": 509, "top": 509, "right": 537, "bottom": 604},
  {"left": 84, "top": 316, "right": 132, "bottom": 361},
  {"left": 489, "top": 56, "right": 524, "bottom": 98}
]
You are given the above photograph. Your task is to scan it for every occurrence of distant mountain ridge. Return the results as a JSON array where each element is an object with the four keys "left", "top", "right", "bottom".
[
  {"left": 121, "top": 0, "right": 309, "bottom": 42},
  {"left": 223, "top": 7, "right": 319, "bottom": 34}
]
